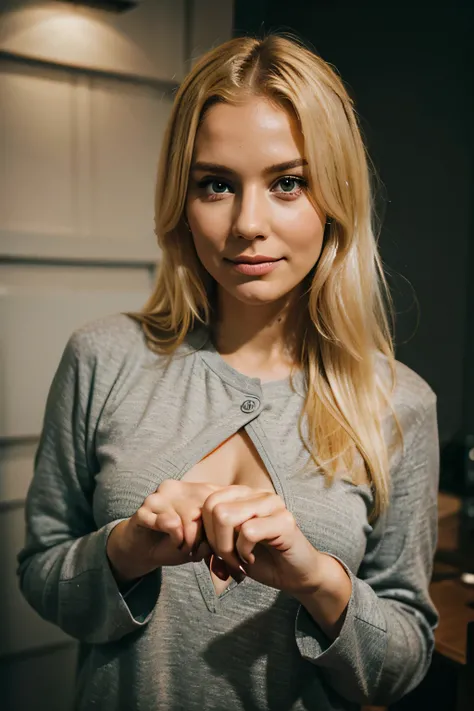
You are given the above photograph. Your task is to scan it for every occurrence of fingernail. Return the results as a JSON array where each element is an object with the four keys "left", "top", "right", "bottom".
[
  {"left": 237, "top": 551, "right": 250, "bottom": 566},
  {"left": 232, "top": 566, "right": 246, "bottom": 584},
  {"left": 210, "top": 554, "right": 230, "bottom": 581}
]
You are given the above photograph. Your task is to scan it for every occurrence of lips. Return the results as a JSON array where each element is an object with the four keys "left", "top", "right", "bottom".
[
  {"left": 226, "top": 257, "right": 283, "bottom": 276},
  {"left": 229, "top": 255, "right": 280, "bottom": 265}
]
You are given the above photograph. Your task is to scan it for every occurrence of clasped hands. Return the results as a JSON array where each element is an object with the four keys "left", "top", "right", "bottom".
[{"left": 108, "top": 480, "right": 328, "bottom": 597}]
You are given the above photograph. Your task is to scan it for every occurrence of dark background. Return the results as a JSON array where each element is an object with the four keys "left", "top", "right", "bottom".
[{"left": 234, "top": 0, "right": 474, "bottom": 494}]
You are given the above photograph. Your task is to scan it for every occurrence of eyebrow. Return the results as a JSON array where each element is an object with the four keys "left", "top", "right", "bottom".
[{"left": 190, "top": 158, "right": 308, "bottom": 177}]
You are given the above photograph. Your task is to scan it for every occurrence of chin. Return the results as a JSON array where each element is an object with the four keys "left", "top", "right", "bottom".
[{"left": 228, "top": 282, "right": 294, "bottom": 306}]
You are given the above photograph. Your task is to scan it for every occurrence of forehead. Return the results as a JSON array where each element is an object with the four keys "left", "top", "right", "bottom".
[{"left": 193, "top": 97, "right": 304, "bottom": 166}]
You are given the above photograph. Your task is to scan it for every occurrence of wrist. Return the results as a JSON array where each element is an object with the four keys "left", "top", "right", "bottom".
[
  {"left": 292, "top": 553, "right": 352, "bottom": 640},
  {"left": 106, "top": 520, "right": 149, "bottom": 584},
  {"left": 287, "top": 548, "right": 341, "bottom": 599},
  {"left": 297, "top": 552, "right": 350, "bottom": 597}
]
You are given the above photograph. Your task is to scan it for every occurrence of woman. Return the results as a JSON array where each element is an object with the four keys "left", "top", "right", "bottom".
[{"left": 18, "top": 34, "right": 439, "bottom": 710}]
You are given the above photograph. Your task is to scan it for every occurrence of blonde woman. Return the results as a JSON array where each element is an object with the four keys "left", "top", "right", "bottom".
[{"left": 18, "top": 34, "right": 439, "bottom": 711}]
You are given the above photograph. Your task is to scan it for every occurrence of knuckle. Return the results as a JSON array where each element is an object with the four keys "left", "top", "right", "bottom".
[
  {"left": 203, "top": 484, "right": 219, "bottom": 499},
  {"left": 269, "top": 492, "right": 284, "bottom": 505},
  {"left": 135, "top": 506, "right": 148, "bottom": 524},
  {"left": 217, "top": 542, "right": 234, "bottom": 556},
  {"left": 241, "top": 485, "right": 253, "bottom": 496},
  {"left": 213, "top": 503, "right": 232, "bottom": 526},
  {"left": 241, "top": 520, "right": 258, "bottom": 541},
  {"left": 142, "top": 493, "right": 155, "bottom": 509},
  {"left": 202, "top": 498, "right": 215, "bottom": 516},
  {"left": 158, "top": 478, "right": 178, "bottom": 494},
  {"left": 282, "top": 510, "right": 296, "bottom": 528}
]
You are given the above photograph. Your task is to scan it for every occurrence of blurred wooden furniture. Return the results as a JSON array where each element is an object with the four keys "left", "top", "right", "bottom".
[
  {"left": 457, "top": 620, "right": 474, "bottom": 711},
  {"left": 390, "top": 492, "right": 474, "bottom": 711}
]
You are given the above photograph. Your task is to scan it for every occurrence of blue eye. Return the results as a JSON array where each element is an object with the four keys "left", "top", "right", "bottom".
[
  {"left": 198, "top": 178, "right": 231, "bottom": 195},
  {"left": 274, "top": 176, "right": 306, "bottom": 194}
]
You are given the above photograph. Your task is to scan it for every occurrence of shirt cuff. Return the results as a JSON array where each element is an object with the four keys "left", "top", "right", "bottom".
[{"left": 295, "top": 555, "right": 388, "bottom": 702}]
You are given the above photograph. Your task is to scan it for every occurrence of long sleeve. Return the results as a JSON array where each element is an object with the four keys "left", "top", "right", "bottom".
[
  {"left": 17, "top": 330, "right": 160, "bottom": 644},
  {"left": 295, "top": 392, "right": 439, "bottom": 706}
]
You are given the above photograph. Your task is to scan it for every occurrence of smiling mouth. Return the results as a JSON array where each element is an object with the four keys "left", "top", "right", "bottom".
[
  {"left": 225, "top": 258, "right": 283, "bottom": 276},
  {"left": 228, "top": 255, "right": 281, "bottom": 265}
]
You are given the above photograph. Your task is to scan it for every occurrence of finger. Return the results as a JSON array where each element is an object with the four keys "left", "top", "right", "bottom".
[
  {"left": 188, "top": 541, "right": 212, "bottom": 562},
  {"left": 212, "top": 493, "right": 284, "bottom": 559},
  {"left": 137, "top": 493, "right": 185, "bottom": 546},
  {"left": 210, "top": 555, "right": 231, "bottom": 582},
  {"left": 202, "top": 488, "right": 262, "bottom": 563},
  {"left": 191, "top": 517, "right": 209, "bottom": 554},
  {"left": 147, "top": 491, "right": 203, "bottom": 550},
  {"left": 137, "top": 493, "right": 180, "bottom": 530},
  {"left": 172, "top": 493, "right": 212, "bottom": 551},
  {"left": 236, "top": 509, "right": 297, "bottom": 565},
  {"left": 205, "top": 491, "right": 286, "bottom": 568},
  {"left": 201, "top": 485, "right": 254, "bottom": 559},
  {"left": 137, "top": 508, "right": 184, "bottom": 547},
  {"left": 176, "top": 517, "right": 198, "bottom": 551},
  {"left": 181, "top": 515, "right": 208, "bottom": 553}
]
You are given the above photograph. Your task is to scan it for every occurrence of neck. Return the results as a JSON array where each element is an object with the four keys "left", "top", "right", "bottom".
[{"left": 211, "top": 288, "right": 303, "bottom": 381}]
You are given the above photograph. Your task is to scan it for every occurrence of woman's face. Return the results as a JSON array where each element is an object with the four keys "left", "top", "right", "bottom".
[{"left": 185, "top": 96, "right": 325, "bottom": 307}]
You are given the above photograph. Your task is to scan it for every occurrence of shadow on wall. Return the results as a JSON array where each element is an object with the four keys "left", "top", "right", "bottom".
[{"left": 0, "top": 507, "right": 78, "bottom": 711}]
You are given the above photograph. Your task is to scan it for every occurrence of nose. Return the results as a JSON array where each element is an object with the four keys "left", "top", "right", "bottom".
[{"left": 232, "top": 185, "right": 269, "bottom": 241}]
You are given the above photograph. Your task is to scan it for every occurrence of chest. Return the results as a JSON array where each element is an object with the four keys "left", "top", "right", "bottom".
[
  {"left": 181, "top": 429, "right": 276, "bottom": 492},
  {"left": 180, "top": 429, "right": 277, "bottom": 594},
  {"left": 91, "top": 365, "right": 373, "bottom": 576},
  {"left": 94, "top": 436, "right": 371, "bottom": 577}
]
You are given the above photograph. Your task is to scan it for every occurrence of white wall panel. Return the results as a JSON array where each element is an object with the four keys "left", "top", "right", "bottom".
[
  {"left": 0, "top": 60, "right": 169, "bottom": 261},
  {"left": 0, "top": 263, "right": 153, "bottom": 289},
  {"left": 0, "top": 0, "right": 186, "bottom": 83},
  {"left": 0, "top": 284, "right": 151, "bottom": 438},
  {"left": 0, "top": 441, "right": 37, "bottom": 504},
  {"left": 0, "top": 231, "right": 159, "bottom": 263},
  {"left": 0, "top": 62, "right": 77, "bottom": 237},
  {"left": 89, "top": 77, "right": 170, "bottom": 244}
]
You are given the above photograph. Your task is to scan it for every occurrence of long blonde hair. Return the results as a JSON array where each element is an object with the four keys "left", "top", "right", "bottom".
[{"left": 132, "top": 34, "right": 397, "bottom": 516}]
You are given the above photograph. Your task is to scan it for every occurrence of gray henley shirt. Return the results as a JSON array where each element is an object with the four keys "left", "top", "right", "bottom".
[{"left": 18, "top": 313, "right": 439, "bottom": 710}]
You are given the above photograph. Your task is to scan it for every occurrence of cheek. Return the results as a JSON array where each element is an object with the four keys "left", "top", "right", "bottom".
[
  {"left": 281, "top": 209, "right": 325, "bottom": 263},
  {"left": 187, "top": 203, "right": 227, "bottom": 253},
  {"left": 184, "top": 214, "right": 211, "bottom": 267},
  {"left": 188, "top": 224, "right": 225, "bottom": 281}
]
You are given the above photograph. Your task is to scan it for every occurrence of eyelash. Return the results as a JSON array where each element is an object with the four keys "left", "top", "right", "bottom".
[{"left": 196, "top": 175, "right": 308, "bottom": 201}]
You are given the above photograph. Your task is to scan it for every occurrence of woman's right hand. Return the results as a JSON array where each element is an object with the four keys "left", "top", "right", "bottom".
[{"left": 106, "top": 479, "right": 219, "bottom": 584}]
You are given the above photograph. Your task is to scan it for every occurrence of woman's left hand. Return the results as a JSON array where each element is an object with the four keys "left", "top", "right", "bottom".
[{"left": 201, "top": 485, "right": 323, "bottom": 595}]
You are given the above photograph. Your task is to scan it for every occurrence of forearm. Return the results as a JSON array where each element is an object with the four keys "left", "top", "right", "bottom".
[
  {"left": 293, "top": 552, "right": 352, "bottom": 640},
  {"left": 18, "top": 522, "right": 159, "bottom": 644}
]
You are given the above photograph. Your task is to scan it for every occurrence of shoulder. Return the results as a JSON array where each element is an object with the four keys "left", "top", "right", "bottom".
[
  {"left": 68, "top": 314, "right": 145, "bottom": 359},
  {"left": 61, "top": 313, "right": 198, "bottom": 389},
  {"left": 376, "top": 357, "right": 439, "bottom": 495},
  {"left": 59, "top": 313, "right": 153, "bottom": 385},
  {"left": 391, "top": 358, "right": 436, "bottom": 421},
  {"left": 377, "top": 354, "right": 437, "bottom": 450}
]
